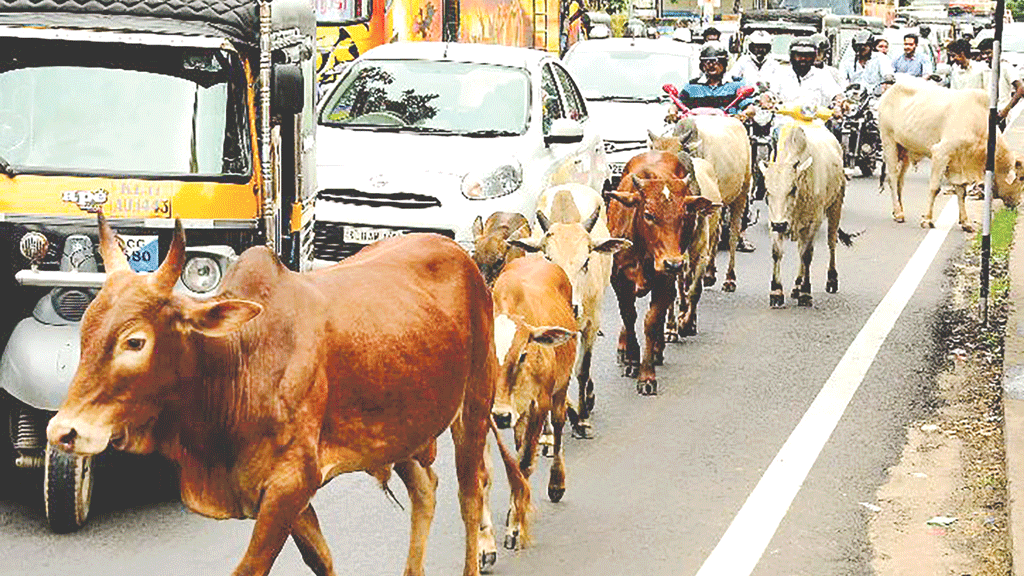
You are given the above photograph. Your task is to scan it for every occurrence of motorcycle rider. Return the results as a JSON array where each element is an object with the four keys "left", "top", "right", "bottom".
[
  {"left": 678, "top": 42, "right": 757, "bottom": 114},
  {"left": 774, "top": 37, "right": 843, "bottom": 110},
  {"left": 839, "top": 31, "right": 894, "bottom": 92},
  {"left": 728, "top": 30, "right": 783, "bottom": 89},
  {"left": 810, "top": 33, "right": 845, "bottom": 88}
]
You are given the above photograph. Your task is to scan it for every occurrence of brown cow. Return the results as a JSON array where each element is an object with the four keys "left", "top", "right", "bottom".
[
  {"left": 605, "top": 151, "right": 716, "bottom": 395},
  {"left": 46, "top": 216, "right": 530, "bottom": 576},
  {"left": 472, "top": 212, "right": 531, "bottom": 286},
  {"left": 489, "top": 256, "right": 577, "bottom": 548}
]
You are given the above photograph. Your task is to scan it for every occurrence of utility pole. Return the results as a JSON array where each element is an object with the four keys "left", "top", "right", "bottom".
[{"left": 980, "top": 0, "right": 1007, "bottom": 326}]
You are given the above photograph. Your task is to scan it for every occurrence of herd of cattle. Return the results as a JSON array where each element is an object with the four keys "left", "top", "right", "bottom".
[{"left": 39, "top": 77, "right": 1024, "bottom": 576}]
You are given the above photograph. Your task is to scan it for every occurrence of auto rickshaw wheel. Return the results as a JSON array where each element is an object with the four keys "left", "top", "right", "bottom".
[{"left": 44, "top": 443, "right": 93, "bottom": 533}]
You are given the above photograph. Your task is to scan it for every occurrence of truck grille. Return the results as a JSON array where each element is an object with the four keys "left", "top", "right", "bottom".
[{"left": 319, "top": 189, "right": 441, "bottom": 209}]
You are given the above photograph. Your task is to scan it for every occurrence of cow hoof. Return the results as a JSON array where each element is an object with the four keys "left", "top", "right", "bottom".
[
  {"left": 893, "top": 213, "right": 905, "bottom": 223},
  {"left": 961, "top": 222, "right": 976, "bottom": 233},
  {"left": 504, "top": 531, "right": 520, "bottom": 550},
  {"left": 624, "top": 363, "right": 639, "bottom": 378},
  {"left": 826, "top": 280, "right": 838, "bottom": 294},
  {"left": 665, "top": 330, "right": 679, "bottom": 343},
  {"left": 798, "top": 293, "right": 813, "bottom": 307},
  {"left": 723, "top": 279, "right": 736, "bottom": 293},
  {"left": 703, "top": 273, "right": 717, "bottom": 287},
  {"left": 791, "top": 286, "right": 801, "bottom": 299},
  {"left": 770, "top": 292, "right": 785, "bottom": 308},
  {"left": 679, "top": 323, "right": 697, "bottom": 338},
  {"left": 636, "top": 379, "right": 658, "bottom": 396},
  {"left": 920, "top": 219, "right": 935, "bottom": 229},
  {"left": 480, "top": 551, "right": 497, "bottom": 571},
  {"left": 585, "top": 387, "right": 595, "bottom": 414},
  {"left": 571, "top": 421, "right": 594, "bottom": 439},
  {"left": 548, "top": 485, "right": 565, "bottom": 503}
]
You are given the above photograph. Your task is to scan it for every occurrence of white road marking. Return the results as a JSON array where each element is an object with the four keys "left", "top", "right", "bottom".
[{"left": 695, "top": 198, "right": 959, "bottom": 576}]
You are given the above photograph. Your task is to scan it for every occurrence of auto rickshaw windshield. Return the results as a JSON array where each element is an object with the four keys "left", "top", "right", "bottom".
[{"left": 0, "top": 39, "right": 252, "bottom": 179}]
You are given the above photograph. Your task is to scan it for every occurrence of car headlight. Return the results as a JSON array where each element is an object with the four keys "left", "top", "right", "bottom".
[
  {"left": 461, "top": 162, "right": 523, "bottom": 200},
  {"left": 181, "top": 256, "right": 222, "bottom": 294}
]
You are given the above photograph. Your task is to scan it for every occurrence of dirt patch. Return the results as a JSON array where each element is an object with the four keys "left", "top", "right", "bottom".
[{"left": 870, "top": 235, "right": 1012, "bottom": 576}]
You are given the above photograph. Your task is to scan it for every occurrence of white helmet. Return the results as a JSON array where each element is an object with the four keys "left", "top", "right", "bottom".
[
  {"left": 748, "top": 30, "right": 772, "bottom": 48},
  {"left": 590, "top": 23, "right": 611, "bottom": 39},
  {"left": 672, "top": 27, "right": 692, "bottom": 42}
]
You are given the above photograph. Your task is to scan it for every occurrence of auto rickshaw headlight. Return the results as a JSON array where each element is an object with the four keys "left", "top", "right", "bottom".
[
  {"left": 19, "top": 232, "right": 49, "bottom": 265},
  {"left": 181, "top": 256, "right": 222, "bottom": 294}
]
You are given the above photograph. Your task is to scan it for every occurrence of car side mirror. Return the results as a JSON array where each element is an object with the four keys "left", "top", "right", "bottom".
[
  {"left": 272, "top": 63, "right": 304, "bottom": 115},
  {"left": 545, "top": 118, "right": 585, "bottom": 145}
]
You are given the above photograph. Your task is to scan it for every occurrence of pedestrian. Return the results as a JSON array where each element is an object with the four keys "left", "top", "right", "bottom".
[
  {"left": 948, "top": 38, "right": 984, "bottom": 90},
  {"left": 874, "top": 37, "right": 889, "bottom": 55},
  {"left": 839, "top": 31, "right": 894, "bottom": 91},
  {"left": 892, "top": 33, "right": 933, "bottom": 77},
  {"left": 976, "top": 38, "right": 1024, "bottom": 130}
]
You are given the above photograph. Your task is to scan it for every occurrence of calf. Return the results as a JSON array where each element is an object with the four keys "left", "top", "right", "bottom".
[
  {"left": 472, "top": 212, "right": 531, "bottom": 286},
  {"left": 47, "top": 216, "right": 528, "bottom": 576},
  {"left": 489, "top": 256, "right": 577, "bottom": 548},
  {"left": 511, "top": 184, "right": 629, "bottom": 437},
  {"left": 761, "top": 123, "right": 852, "bottom": 308},
  {"left": 878, "top": 78, "right": 1024, "bottom": 232},
  {"left": 605, "top": 151, "right": 715, "bottom": 395}
]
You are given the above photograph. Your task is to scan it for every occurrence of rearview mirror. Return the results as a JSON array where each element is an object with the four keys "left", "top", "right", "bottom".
[{"left": 272, "top": 63, "right": 304, "bottom": 115}]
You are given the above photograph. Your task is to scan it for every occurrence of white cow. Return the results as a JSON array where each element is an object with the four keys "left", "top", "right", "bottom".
[
  {"left": 761, "top": 122, "right": 853, "bottom": 308},
  {"left": 512, "top": 184, "right": 629, "bottom": 437},
  {"left": 651, "top": 116, "right": 752, "bottom": 292},
  {"left": 878, "top": 78, "right": 1024, "bottom": 232}
]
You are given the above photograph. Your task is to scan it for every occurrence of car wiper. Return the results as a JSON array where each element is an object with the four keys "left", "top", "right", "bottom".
[
  {"left": 397, "top": 126, "right": 460, "bottom": 134},
  {"left": 587, "top": 95, "right": 655, "bottom": 103},
  {"left": 0, "top": 154, "right": 17, "bottom": 177},
  {"left": 461, "top": 129, "right": 519, "bottom": 137}
]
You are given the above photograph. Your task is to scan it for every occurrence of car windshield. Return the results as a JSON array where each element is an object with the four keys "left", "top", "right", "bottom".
[
  {"left": 565, "top": 50, "right": 695, "bottom": 99},
  {"left": 319, "top": 60, "right": 530, "bottom": 134},
  {"left": 0, "top": 39, "right": 251, "bottom": 178}
]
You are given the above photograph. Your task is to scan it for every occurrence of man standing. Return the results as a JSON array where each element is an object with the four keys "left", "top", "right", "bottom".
[
  {"left": 839, "top": 31, "right": 894, "bottom": 91},
  {"left": 948, "top": 38, "right": 984, "bottom": 90},
  {"left": 977, "top": 38, "right": 1024, "bottom": 129},
  {"left": 728, "top": 30, "right": 783, "bottom": 89},
  {"left": 892, "top": 33, "right": 933, "bottom": 77}
]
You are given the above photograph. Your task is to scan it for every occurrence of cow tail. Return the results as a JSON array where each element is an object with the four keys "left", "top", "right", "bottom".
[
  {"left": 837, "top": 228, "right": 863, "bottom": 247},
  {"left": 489, "top": 416, "right": 534, "bottom": 546}
]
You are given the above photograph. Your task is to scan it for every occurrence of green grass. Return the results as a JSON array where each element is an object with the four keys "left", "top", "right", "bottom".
[{"left": 973, "top": 208, "right": 1018, "bottom": 258}]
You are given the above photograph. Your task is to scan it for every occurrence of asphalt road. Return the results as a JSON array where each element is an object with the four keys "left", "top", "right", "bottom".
[{"left": 0, "top": 167, "right": 971, "bottom": 576}]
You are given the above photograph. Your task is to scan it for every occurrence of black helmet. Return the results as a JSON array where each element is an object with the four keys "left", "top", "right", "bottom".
[
  {"left": 852, "top": 30, "right": 873, "bottom": 47},
  {"left": 919, "top": 25, "right": 931, "bottom": 38},
  {"left": 789, "top": 37, "right": 818, "bottom": 56},
  {"left": 700, "top": 41, "right": 730, "bottom": 63},
  {"left": 809, "top": 33, "right": 829, "bottom": 52}
]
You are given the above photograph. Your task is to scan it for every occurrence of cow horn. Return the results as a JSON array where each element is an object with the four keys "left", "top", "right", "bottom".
[
  {"left": 97, "top": 211, "right": 131, "bottom": 275},
  {"left": 582, "top": 205, "right": 601, "bottom": 233},
  {"left": 150, "top": 219, "right": 186, "bottom": 293},
  {"left": 536, "top": 211, "right": 551, "bottom": 233},
  {"left": 632, "top": 174, "right": 643, "bottom": 191}
]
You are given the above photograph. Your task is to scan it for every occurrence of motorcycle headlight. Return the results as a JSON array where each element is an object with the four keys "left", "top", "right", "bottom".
[
  {"left": 461, "top": 161, "right": 523, "bottom": 200},
  {"left": 181, "top": 256, "right": 222, "bottom": 294},
  {"left": 754, "top": 109, "right": 773, "bottom": 126}
]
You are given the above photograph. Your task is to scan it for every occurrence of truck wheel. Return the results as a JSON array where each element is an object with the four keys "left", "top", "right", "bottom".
[{"left": 44, "top": 443, "right": 93, "bottom": 533}]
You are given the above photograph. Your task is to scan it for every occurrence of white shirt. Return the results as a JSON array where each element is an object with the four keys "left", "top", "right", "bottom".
[
  {"left": 839, "top": 52, "right": 894, "bottom": 90},
  {"left": 981, "top": 60, "right": 1022, "bottom": 111},
  {"left": 950, "top": 60, "right": 985, "bottom": 90},
  {"left": 773, "top": 65, "right": 842, "bottom": 109},
  {"left": 728, "top": 55, "right": 785, "bottom": 90}
]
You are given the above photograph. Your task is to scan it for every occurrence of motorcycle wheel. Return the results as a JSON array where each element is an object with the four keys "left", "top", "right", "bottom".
[
  {"left": 858, "top": 159, "right": 876, "bottom": 177},
  {"left": 45, "top": 442, "right": 94, "bottom": 533}
]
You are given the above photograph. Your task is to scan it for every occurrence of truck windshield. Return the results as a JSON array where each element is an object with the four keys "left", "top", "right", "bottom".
[
  {"left": 319, "top": 60, "right": 529, "bottom": 135},
  {"left": 0, "top": 39, "right": 251, "bottom": 179}
]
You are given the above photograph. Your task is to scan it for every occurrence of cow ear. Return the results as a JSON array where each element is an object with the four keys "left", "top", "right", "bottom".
[
  {"left": 508, "top": 222, "right": 531, "bottom": 242},
  {"left": 472, "top": 216, "right": 484, "bottom": 239},
  {"left": 528, "top": 325, "right": 576, "bottom": 347},
  {"left": 604, "top": 190, "right": 641, "bottom": 207},
  {"left": 508, "top": 237, "right": 543, "bottom": 253},
  {"left": 796, "top": 156, "right": 813, "bottom": 173},
  {"left": 592, "top": 237, "right": 632, "bottom": 254},
  {"left": 184, "top": 299, "right": 263, "bottom": 337},
  {"left": 684, "top": 196, "right": 718, "bottom": 216}
]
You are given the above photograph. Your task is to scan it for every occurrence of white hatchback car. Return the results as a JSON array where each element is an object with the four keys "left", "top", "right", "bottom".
[
  {"left": 314, "top": 42, "right": 608, "bottom": 261},
  {"left": 562, "top": 38, "right": 701, "bottom": 189}
]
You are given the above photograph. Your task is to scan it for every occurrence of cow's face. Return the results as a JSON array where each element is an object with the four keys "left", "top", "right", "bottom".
[
  {"left": 491, "top": 314, "right": 574, "bottom": 429},
  {"left": 47, "top": 215, "right": 262, "bottom": 456},
  {"left": 761, "top": 155, "right": 813, "bottom": 236},
  {"left": 472, "top": 216, "right": 530, "bottom": 286},
  {"left": 606, "top": 175, "right": 712, "bottom": 274},
  {"left": 511, "top": 212, "right": 630, "bottom": 320}
]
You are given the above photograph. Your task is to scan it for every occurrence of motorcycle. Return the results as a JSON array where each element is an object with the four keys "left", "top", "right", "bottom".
[{"left": 835, "top": 82, "right": 882, "bottom": 177}]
